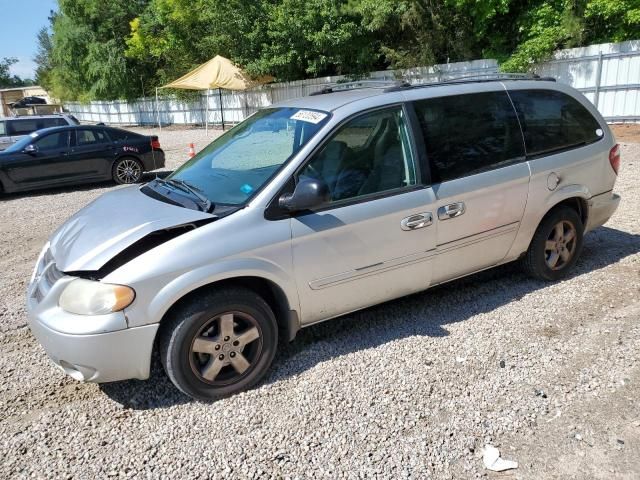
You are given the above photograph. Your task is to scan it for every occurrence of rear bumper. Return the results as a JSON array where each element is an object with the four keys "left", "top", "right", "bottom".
[
  {"left": 586, "top": 191, "right": 620, "bottom": 232},
  {"left": 143, "top": 150, "right": 165, "bottom": 171}
]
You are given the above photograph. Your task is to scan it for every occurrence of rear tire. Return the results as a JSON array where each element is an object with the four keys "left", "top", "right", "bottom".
[
  {"left": 159, "top": 288, "right": 278, "bottom": 401},
  {"left": 112, "top": 157, "right": 143, "bottom": 184},
  {"left": 522, "top": 206, "right": 584, "bottom": 281}
]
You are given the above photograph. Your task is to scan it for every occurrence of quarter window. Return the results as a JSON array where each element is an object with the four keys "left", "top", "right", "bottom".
[
  {"left": 0, "top": 121, "right": 5, "bottom": 136},
  {"left": 299, "top": 107, "right": 418, "bottom": 203},
  {"left": 508, "top": 89, "right": 602, "bottom": 157},
  {"left": 414, "top": 91, "right": 525, "bottom": 183}
]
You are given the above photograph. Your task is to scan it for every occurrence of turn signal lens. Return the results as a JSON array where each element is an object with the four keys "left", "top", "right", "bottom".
[{"left": 59, "top": 279, "right": 135, "bottom": 315}]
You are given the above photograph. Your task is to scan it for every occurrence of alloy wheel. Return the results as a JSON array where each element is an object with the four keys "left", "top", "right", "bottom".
[
  {"left": 544, "top": 220, "right": 577, "bottom": 270},
  {"left": 189, "top": 311, "right": 263, "bottom": 385},
  {"left": 115, "top": 159, "right": 142, "bottom": 183}
]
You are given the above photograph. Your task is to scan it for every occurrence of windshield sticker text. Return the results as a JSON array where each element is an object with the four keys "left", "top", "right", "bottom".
[{"left": 290, "top": 110, "right": 327, "bottom": 124}]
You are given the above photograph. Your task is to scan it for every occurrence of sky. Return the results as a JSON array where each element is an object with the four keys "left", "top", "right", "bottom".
[{"left": 0, "top": 0, "right": 58, "bottom": 80}]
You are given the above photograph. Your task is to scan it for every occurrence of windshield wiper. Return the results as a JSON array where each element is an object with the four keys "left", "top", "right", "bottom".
[{"left": 153, "top": 178, "right": 213, "bottom": 213}]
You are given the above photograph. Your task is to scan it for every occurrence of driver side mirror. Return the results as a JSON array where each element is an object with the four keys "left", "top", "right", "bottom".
[
  {"left": 279, "top": 178, "right": 330, "bottom": 212},
  {"left": 23, "top": 144, "right": 38, "bottom": 155}
]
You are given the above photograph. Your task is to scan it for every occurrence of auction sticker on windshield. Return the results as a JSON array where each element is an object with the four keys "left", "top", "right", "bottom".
[{"left": 290, "top": 110, "right": 327, "bottom": 124}]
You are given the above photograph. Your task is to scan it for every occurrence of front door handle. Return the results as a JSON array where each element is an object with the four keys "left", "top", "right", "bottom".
[
  {"left": 401, "top": 212, "right": 432, "bottom": 231},
  {"left": 438, "top": 202, "right": 465, "bottom": 220}
]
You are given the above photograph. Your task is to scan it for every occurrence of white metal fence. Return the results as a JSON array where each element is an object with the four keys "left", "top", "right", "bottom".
[
  {"left": 534, "top": 40, "right": 640, "bottom": 122},
  {"left": 64, "top": 40, "right": 640, "bottom": 126}
]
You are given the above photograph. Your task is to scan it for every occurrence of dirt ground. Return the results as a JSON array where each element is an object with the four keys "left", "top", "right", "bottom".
[
  {"left": 0, "top": 126, "right": 638, "bottom": 479},
  {"left": 611, "top": 123, "right": 640, "bottom": 143}
]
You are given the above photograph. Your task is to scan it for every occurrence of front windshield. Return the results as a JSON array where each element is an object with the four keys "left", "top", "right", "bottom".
[{"left": 164, "top": 107, "right": 330, "bottom": 206}]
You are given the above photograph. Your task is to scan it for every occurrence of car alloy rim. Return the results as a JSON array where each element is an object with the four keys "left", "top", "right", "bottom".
[
  {"left": 188, "top": 311, "right": 263, "bottom": 386},
  {"left": 116, "top": 159, "right": 142, "bottom": 183},
  {"left": 544, "top": 220, "right": 577, "bottom": 270}
]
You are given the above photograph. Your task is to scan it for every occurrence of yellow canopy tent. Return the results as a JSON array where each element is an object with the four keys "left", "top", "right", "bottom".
[{"left": 157, "top": 55, "right": 273, "bottom": 134}]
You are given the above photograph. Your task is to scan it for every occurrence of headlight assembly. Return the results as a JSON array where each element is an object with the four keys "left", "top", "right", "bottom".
[{"left": 59, "top": 279, "right": 135, "bottom": 315}]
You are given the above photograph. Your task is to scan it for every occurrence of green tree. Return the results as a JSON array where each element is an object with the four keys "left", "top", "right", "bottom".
[
  {"left": 34, "top": 25, "right": 54, "bottom": 87},
  {"left": 39, "top": 0, "right": 640, "bottom": 99},
  {"left": 48, "top": 0, "right": 150, "bottom": 101},
  {"left": 0, "top": 57, "right": 34, "bottom": 88},
  {"left": 250, "top": 0, "right": 379, "bottom": 79}
]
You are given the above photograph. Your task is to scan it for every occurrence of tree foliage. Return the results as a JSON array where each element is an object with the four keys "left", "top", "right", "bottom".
[
  {"left": 36, "top": 0, "right": 640, "bottom": 100},
  {"left": 0, "top": 58, "right": 34, "bottom": 88}
]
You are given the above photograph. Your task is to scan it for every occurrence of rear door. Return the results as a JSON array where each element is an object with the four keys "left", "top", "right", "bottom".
[
  {"left": 67, "top": 128, "right": 117, "bottom": 178},
  {"left": 289, "top": 105, "right": 438, "bottom": 324},
  {"left": 411, "top": 88, "right": 530, "bottom": 284}
]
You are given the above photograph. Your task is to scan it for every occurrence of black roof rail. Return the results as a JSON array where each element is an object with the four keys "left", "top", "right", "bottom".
[
  {"left": 309, "top": 80, "right": 408, "bottom": 96},
  {"left": 308, "top": 73, "right": 556, "bottom": 96},
  {"left": 383, "top": 73, "right": 556, "bottom": 92}
]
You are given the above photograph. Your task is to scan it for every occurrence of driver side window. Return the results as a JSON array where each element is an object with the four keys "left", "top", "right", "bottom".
[
  {"left": 34, "top": 131, "right": 69, "bottom": 151},
  {"left": 299, "top": 106, "right": 418, "bottom": 203}
]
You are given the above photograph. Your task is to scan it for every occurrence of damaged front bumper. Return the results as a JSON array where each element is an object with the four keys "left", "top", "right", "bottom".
[{"left": 26, "top": 255, "right": 158, "bottom": 383}]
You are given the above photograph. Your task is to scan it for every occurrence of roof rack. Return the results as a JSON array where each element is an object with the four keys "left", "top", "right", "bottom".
[
  {"left": 383, "top": 73, "right": 556, "bottom": 92},
  {"left": 309, "top": 80, "right": 409, "bottom": 96},
  {"left": 307, "top": 73, "right": 556, "bottom": 96}
]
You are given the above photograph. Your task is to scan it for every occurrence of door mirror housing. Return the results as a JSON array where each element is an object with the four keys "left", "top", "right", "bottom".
[
  {"left": 279, "top": 178, "right": 330, "bottom": 212},
  {"left": 23, "top": 144, "right": 38, "bottom": 155}
]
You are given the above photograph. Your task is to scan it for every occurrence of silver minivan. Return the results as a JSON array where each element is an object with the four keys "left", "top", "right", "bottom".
[{"left": 26, "top": 77, "right": 621, "bottom": 400}]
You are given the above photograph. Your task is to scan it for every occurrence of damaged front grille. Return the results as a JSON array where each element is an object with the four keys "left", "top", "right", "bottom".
[{"left": 31, "top": 248, "right": 63, "bottom": 303}]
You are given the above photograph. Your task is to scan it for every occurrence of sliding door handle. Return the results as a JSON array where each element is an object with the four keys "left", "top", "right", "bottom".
[
  {"left": 401, "top": 212, "right": 432, "bottom": 231},
  {"left": 438, "top": 202, "right": 465, "bottom": 220}
]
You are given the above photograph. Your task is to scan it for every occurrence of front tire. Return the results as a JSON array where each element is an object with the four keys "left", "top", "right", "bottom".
[
  {"left": 522, "top": 206, "right": 584, "bottom": 281},
  {"left": 112, "top": 157, "right": 143, "bottom": 184},
  {"left": 159, "top": 288, "right": 278, "bottom": 401}
]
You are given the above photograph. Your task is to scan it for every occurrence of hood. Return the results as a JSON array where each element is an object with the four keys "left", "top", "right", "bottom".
[{"left": 50, "top": 185, "right": 214, "bottom": 272}]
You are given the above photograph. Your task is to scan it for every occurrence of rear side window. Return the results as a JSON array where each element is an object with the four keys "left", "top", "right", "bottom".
[
  {"left": 0, "top": 121, "right": 5, "bottom": 136},
  {"left": 77, "top": 129, "right": 109, "bottom": 145},
  {"left": 508, "top": 89, "right": 602, "bottom": 157},
  {"left": 39, "top": 118, "right": 68, "bottom": 129},
  {"left": 8, "top": 119, "right": 38, "bottom": 136},
  {"left": 414, "top": 91, "right": 525, "bottom": 182}
]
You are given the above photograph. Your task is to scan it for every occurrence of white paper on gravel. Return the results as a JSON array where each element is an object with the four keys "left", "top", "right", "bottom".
[{"left": 483, "top": 445, "right": 518, "bottom": 472}]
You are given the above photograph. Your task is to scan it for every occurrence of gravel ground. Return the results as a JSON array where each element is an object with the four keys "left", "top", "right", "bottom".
[{"left": 0, "top": 128, "right": 638, "bottom": 479}]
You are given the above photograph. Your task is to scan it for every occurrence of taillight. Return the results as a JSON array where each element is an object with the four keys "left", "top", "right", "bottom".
[
  {"left": 609, "top": 144, "right": 620, "bottom": 174},
  {"left": 151, "top": 138, "right": 161, "bottom": 149}
]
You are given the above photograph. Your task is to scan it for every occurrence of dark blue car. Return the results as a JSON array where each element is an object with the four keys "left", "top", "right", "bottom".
[{"left": 0, "top": 125, "right": 165, "bottom": 194}]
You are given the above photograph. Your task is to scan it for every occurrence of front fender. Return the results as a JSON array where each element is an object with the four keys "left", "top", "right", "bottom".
[{"left": 121, "top": 257, "right": 299, "bottom": 329}]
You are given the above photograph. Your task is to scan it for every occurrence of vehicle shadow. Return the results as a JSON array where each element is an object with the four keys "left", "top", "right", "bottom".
[
  {"left": 0, "top": 171, "right": 172, "bottom": 200},
  {"left": 99, "top": 225, "right": 640, "bottom": 409}
]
